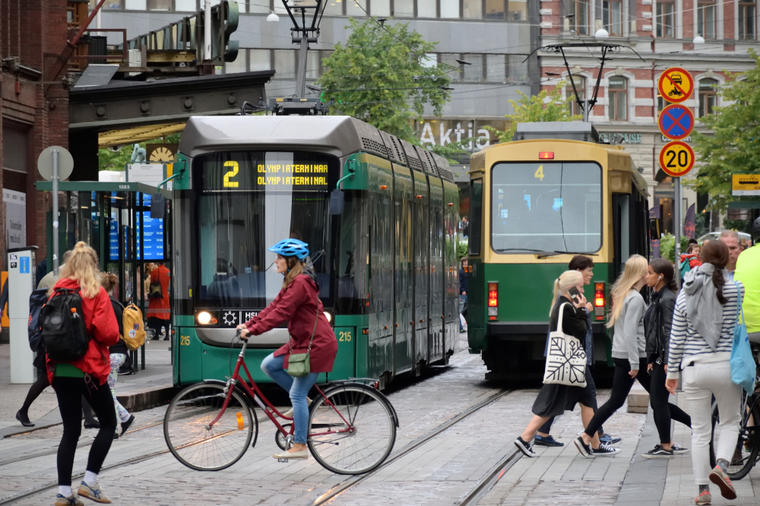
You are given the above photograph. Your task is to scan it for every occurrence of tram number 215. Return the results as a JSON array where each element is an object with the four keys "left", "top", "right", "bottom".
[{"left": 338, "top": 330, "right": 352, "bottom": 343}]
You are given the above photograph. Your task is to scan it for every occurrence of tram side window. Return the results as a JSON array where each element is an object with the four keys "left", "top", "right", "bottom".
[
  {"left": 469, "top": 179, "right": 483, "bottom": 255},
  {"left": 490, "top": 162, "right": 601, "bottom": 253}
]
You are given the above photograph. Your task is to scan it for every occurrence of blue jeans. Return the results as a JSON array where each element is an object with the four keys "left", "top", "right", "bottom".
[{"left": 261, "top": 353, "right": 318, "bottom": 444}]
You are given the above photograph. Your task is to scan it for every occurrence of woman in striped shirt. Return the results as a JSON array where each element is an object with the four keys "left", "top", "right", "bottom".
[{"left": 666, "top": 240, "right": 744, "bottom": 505}]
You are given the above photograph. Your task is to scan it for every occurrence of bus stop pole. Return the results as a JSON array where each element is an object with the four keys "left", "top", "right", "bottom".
[
  {"left": 674, "top": 177, "right": 682, "bottom": 285},
  {"left": 52, "top": 148, "right": 60, "bottom": 275}
]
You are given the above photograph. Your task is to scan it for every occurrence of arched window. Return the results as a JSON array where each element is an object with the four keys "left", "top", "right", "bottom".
[
  {"left": 740, "top": 0, "right": 757, "bottom": 40},
  {"left": 608, "top": 76, "right": 628, "bottom": 121},
  {"left": 698, "top": 78, "right": 718, "bottom": 117},
  {"left": 566, "top": 76, "right": 587, "bottom": 116}
]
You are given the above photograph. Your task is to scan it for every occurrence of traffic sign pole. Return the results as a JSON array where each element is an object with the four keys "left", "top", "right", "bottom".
[
  {"left": 53, "top": 148, "right": 59, "bottom": 276},
  {"left": 675, "top": 177, "right": 681, "bottom": 284}
]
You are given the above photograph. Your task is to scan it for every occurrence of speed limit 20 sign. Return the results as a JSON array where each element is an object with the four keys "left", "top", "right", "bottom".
[{"left": 659, "top": 141, "right": 695, "bottom": 177}]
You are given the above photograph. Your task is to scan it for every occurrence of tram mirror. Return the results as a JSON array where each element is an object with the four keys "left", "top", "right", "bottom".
[{"left": 329, "top": 189, "right": 344, "bottom": 215}]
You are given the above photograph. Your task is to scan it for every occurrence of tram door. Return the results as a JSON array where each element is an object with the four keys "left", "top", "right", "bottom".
[
  {"left": 612, "top": 193, "right": 631, "bottom": 281},
  {"left": 411, "top": 169, "right": 430, "bottom": 369},
  {"left": 393, "top": 166, "right": 414, "bottom": 374},
  {"left": 428, "top": 176, "right": 444, "bottom": 363}
]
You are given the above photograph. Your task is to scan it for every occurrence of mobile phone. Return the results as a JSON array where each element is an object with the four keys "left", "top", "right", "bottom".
[{"left": 569, "top": 287, "right": 581, "bottom": 303}]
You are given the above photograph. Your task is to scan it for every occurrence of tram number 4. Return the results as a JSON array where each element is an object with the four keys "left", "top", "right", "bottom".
[
  {"left": 534, "top": 165, "right": 544, "bottom": 181},
  {"left": 223, "top": 160, "right": 239, "bottom": 188},
  {"left": 338, "top": 331, "right": 352, "bottom": 342}
]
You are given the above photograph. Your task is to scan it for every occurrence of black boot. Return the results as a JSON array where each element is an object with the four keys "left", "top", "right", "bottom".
[{"left": 16, "top": 410, "right": 34, "bottom": 427}]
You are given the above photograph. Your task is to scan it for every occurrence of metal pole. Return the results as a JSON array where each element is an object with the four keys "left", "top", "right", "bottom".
[
  {"left": 204, "top": 0, "right": 211, "bottom": 61},
  {"left": 52, "top": 148, "right": 60, "bottom": 276},
  {"left": 295, "top": 31, "right": 308, "bottom": 98},
  {"left": 674, "top": 177, "right": 682, "bottom": 284}
]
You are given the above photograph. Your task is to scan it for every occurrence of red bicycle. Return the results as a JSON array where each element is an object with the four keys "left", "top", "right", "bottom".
[{"left": 163, "top": 334, "right": 398, "bottom": 475}]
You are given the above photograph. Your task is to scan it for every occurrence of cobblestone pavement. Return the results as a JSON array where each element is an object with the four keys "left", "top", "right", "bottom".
[{"left": 2, "top": 340, "right": 759, "bottom": 505}]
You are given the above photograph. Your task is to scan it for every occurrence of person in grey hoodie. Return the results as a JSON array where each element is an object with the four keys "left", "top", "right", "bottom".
[
  {"left": 666, "top": 240, "right": 744, "bottom": 505},
  {"left": 574, "top": 254, "right": 688, "bottom": 458}
]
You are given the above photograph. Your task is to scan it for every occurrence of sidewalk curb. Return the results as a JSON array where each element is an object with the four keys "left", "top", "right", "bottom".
[{"left": 118, "top": 385, "right": 176, "bottom": 412}]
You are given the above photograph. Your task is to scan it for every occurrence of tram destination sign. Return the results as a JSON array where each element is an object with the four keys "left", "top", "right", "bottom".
[{"left": 200, "top": 156, "right": 332, "bottom": 192}]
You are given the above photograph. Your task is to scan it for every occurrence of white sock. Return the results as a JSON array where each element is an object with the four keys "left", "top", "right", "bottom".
[
  {"left": 84, "top": 470, "right": 98, "bottom": 486},
  {"left": 58, "top": 485, "right": 72, "bottom": 497}
]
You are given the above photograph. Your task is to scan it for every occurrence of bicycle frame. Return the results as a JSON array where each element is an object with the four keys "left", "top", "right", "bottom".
[{"left": 205, "top": 340, "right": 352, "bottom": 442}]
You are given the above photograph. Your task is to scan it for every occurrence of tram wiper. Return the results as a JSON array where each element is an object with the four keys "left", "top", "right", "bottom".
[
  {"left": 497, "top": 248, "right": 558, "bottom": 256},
  {"left": 537, "top": 250, "right": 590, "bottom": 259}
]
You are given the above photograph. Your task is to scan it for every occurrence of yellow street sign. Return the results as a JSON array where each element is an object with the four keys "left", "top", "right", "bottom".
[
  {"left": 732, "top": 174, "right": 760, "bottom": 196},
  {"left": 658, "top": 68, "right": 694, "bottom": 104},
  {"left": 659, "top": 141, "right": 695, "bottom": 177}
]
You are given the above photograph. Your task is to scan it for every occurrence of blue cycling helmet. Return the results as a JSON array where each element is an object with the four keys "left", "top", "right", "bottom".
[{"left": 269, "top": 238, "right": 309, "bottom": 260}]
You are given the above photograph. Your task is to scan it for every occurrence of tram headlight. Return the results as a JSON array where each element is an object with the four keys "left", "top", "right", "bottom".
[
  {"left": 196, "top": 310, "right": 217, "bottom": 325},
  {"left": 323, "top": 311, "right": 333, "bottom": 324}
]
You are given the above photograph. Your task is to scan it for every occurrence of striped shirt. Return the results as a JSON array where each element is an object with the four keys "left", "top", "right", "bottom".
[{"left": 667, "top": 278, "right": 744, "bottom": 378}]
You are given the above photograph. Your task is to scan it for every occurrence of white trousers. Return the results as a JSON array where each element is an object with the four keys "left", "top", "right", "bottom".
[{"left": 682, "top": 359, "right": 742, "bottom": 486}]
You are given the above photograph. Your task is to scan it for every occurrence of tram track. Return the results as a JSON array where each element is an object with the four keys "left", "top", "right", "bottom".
[
  {"left": 310, "top": 388, "right": 515, "bottom": 506},
  {"left": 456, "top": 449, "right": 522, "bottom": 505}
]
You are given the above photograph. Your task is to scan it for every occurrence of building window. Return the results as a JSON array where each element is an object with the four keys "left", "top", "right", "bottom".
[
  {"left": 440, "top": 0, "right": 460, "bottom": 18},
  {"left": 608, "top": 75, "right": 627, "bottom": 121},
  {"left": 485, "top": 0, "right": 506, "bottom": 20},
  {"left": 125, "top": 0, "right": 147, "bottom": 9},
  {"left": 419, "top": 0, "right": 437, "bottom": 17},
  {"left": 462, "top": 54, "right": 484, "bottom": 82},
  {"left": 175, "top": 0, "right": 196, "bottom": 11},
  {"left": 324, "top": 0, "right": 344, "bottom": 16},
  {"left": 697, "top": 0, "right": 716, "bottom": 40},
  {"left": 486, "top": 54, "right": 506, "bottom": 82},
  {"left": 346, "top": 0, "right": 367, "bottom": 15},
  {"left": 249, "top": 49, "right": 271, "bottom": 72},
  {"left": 740, "top": 0, "right": 756, "bottom": 40},
  {"left": 394, "top": 0, "right": 414, "bottom": 17},
  {"left": 441, "top": 53, "right": 462, "bottom": 82},
  {"left": 566, "top": 76, "right": 586, "bottom": 116},
  {"left": 698, "top": 78, "right": 718, "bottom": 117},
  {"left": 463, "top": 0, "right": 482, "bottom": 18},
  {"left": 507, "top": 0, "right": 527, "bottom": 21},
  {"left": 273, "top": 49, "right": 296, "bottom": 80},
  {"left": 570, "top": 0, "right": 590, "bottom": 35},
  {"left": 371, "top": 0, "right": 391, "bottom": 16},
  {"left": 507, "top": 54, "right": 528, "bottom": 82},
  {"left": 656, "top": 1, "right": 675, "bottom": 38},
  {"left": 602, "top": 0, "right": 623, "bottom": 36}
]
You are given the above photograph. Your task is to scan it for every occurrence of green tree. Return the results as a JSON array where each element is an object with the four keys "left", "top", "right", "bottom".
[
  {"left": 692, "top": 50, "right": 760, "bottom": 212},
  {"left": 489, "top": 84, "right": 581, "bottom": 143},
  {"left": 318, "top": 19, "right": 450, "bottom": 142}
]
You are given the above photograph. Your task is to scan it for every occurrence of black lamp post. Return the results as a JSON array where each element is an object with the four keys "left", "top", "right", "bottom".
[{"left": 280, "top": 0, "right": 327, "bottom": 98}]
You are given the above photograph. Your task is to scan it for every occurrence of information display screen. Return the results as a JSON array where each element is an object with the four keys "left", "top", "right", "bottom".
[
  {"left": 198, "top": 151, "right": 335, "bottom": 193},
  {"left": 108, "top": 193, "right": 165, "bottom": 261}
]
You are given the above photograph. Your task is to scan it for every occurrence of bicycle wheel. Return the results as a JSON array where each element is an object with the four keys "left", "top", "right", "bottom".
[
  {"left": 307, "top": 383, "right": 396, "bottom": 475},
  {"left": 164, "top": 382, "right": 258, "bottom": 471},
  {"left": 710, "top": 395, "right": 760, "bottom": 480}
]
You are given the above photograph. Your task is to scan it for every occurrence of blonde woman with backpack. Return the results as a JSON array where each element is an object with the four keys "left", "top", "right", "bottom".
[
  {"left": 100, "top": 273, "right": 135, "bottom": 440},
  {"left": 47, "top": 242, "right": 119, "bottom": 505}
]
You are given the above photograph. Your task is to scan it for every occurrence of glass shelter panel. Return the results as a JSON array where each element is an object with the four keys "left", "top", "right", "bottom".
[{"left": 490, "top": 162, "right": 601, "bottom": 253}]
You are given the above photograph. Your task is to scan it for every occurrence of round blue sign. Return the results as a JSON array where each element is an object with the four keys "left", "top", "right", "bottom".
[{"left": 658, "top": 104, "right": 695, "bottom": 140}]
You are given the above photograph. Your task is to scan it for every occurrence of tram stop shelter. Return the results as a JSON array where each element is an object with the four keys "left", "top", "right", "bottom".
[{"left": 35, "top": 180, "right": 173, "bottom": 372}]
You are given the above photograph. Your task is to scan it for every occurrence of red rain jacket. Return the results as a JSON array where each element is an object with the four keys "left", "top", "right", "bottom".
[
  {"left": 244, "top": 274, "right": 337, "bottom": 373},
  {"left": 45, "top": 277, "right": 120, "bottom": 385}
]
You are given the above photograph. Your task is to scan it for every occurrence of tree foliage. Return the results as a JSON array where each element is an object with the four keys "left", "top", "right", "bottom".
[
  {"left": 692, "top": 50, "right": 760, "bottom": 212},
  {"left": 318, "top": 18, "right": 450, "bottom": 142},
  {"left": 489, "top": 83, "right": 581, "bottom": 143}
]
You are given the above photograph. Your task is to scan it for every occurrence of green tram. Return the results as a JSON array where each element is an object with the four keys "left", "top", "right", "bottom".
[
  {"left": 170, "top": 116, "right": 460, "bottom": 387},
  {"left": 466, "top": 123, "right": 649, "bottom": 382}
]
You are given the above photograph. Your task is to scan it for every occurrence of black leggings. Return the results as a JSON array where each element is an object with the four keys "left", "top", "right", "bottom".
[
  {"left": 649, "top": 362, "right": 691, "bottom": 443},
  {"left": 19, "top": 365, "right": 49, "bottom": 413},
  {"left": 53, "top": 376, "right": 117, "bottom": 486},
  {"left": 584, "top": 358, "right": 690, "bottom": 438}
]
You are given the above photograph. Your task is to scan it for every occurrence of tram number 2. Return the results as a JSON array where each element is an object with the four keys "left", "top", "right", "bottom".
[
  {"left": 223, "top": 160, "right": 239, "bottom": 188},
  {"left": 664, "top": 149, "right": 689, "bottom": 168},
  {"left": 338, "top": 331, "right": 352, "bottom": 343}
]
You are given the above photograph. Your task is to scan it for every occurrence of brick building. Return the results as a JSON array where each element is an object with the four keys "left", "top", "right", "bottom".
[
  {"left": 1, "top": 0, "right": 76, "bottom": 268},
  {"left": 538, "top": 0, "right": 760, "bottom": 233}
]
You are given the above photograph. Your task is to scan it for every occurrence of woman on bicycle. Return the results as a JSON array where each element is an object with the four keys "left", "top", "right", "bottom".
[
  {"left": 666, "top": 240, "right": 744, "bottom": 505},
  {"left": 237, "top": 238, "right": 338, "bottom": 460}
]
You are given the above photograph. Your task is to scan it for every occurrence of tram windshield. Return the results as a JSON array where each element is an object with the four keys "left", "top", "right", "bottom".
[
  {"left": 490, "top": 161, "right": 601, "bottom": 253},
  {"left": 193, "top": 150, "right": 338, "bottom": 308}
]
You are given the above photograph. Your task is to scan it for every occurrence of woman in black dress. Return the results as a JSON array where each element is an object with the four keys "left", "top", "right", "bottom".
[{"left": 514, "top": 270, "right": 618, "bottom": 457}]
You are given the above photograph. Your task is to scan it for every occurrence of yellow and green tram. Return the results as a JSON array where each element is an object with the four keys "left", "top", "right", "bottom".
[
  {"left": 466, "top": 123, "right": 649, "bottom": 381},
  {"left": 170, "top": 115, "right": 460, "bottom": 387}
]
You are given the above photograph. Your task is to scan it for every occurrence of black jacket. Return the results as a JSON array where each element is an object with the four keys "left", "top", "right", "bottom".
[
  {"left": 643, "top": 287, "right": 676, "bottom": 364},
  {"left": 549, "top": 296, "right": 588, "bottom": 341}
]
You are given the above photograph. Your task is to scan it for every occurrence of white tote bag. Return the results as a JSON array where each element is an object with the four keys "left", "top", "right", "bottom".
[{"left": 542, "top": 303, "right": 587, "bottom": 387}]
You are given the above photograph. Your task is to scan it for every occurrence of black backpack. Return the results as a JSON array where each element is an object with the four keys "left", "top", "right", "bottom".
[
  {"left": 27, "top": 288, "right": 50, "bottom": 352},
  {"left": 40, "top": 287, "right": 91, "bottom": 362}
]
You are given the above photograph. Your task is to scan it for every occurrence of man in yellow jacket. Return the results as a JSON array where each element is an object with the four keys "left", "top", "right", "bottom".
[{"left": 735, "top": 217, "right": 760, "bottom": 343}]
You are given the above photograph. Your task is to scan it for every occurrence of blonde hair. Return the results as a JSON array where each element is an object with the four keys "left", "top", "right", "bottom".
[
  {"left": 607, "top": 254, "right": 648, "bottom": 327},
  {"left": 549, "top": 270, "right": 583, "bottom": 316},
  {"left": 282, "top": 257, "right": 305, "bottom": 289},
  {"left": 59, "top": 241, "right": 102, "bottom": 298}
]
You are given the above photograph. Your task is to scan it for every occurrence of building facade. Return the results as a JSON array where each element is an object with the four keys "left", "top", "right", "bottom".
[{"left": 539, "top": 0, "right": 760, "bottom": 233}]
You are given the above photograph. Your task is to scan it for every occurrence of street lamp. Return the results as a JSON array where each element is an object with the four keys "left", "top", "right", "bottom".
[{"left": 279, "top": 0, "right": 327, "bottom": 98}]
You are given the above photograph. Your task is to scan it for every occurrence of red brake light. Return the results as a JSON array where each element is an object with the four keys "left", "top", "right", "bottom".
[
  {"left": 538, "top": 151, "right": 554, "bottom": 159},
  {"left": 487, "top": 282, "right": 498, "bottom": 307},
  {"left": 593, "top": 282, "right": 606, "bottom": 320}
]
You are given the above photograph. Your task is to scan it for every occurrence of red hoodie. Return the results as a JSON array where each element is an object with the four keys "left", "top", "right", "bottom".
[{"left": 45, "top": 278, "right": 120, "bottom": 385}]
